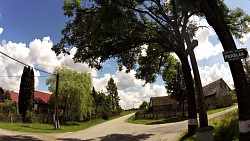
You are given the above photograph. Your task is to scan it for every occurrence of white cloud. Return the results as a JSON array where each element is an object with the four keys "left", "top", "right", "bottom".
[
  {"left": 114, "top": 69, "right": 144, "bottom": 90},
  {"left": 193, "top": 18, "right": 224, "bottom": 61},
  {"left": 199, "top": 63, "right": 234, "bottom": 88},
  {"left": 92, "top": 69, "right": 167, "bottom": 109},
  {"left": 239, "top": 32, "right": 250, "bottom": 44},
  {"left": 118, "top": 84, "right": 167, "bottom": 109},
  {"left": 60, "top": 47, "right": 97, "bottom": 77},
  {"left": 0, "top": 37, "right": 97, "bottom": 92},
  {"left": 0, "top": 27, "right": 3, "bottom": 35},
  {"left": 92, "top": 73, "right": 111, "bottom": 92},
  {"left": 0, "top": 41, "right": 40, "bottom": 92},
  {"left": 29, "top": 37, "right": 60, "bottom": 73}
]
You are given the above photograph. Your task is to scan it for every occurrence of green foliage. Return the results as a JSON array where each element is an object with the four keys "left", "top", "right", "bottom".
[
  {"left": 18, "top": 66, "right": 35, "bottom": 123},
  {"left": 163, "top": 58, "right": 186, "bottom": 116},
  {"left": 24, "top": 110, "right": 35, "bottom": 123},
  {"left": 3, "top": 91, "right": 11, "bottom": 101},
  {"left": 46, "top": 65, "right": 94, "bottom": 121},
  {"left": 106, "top": 77, "right": 121, "bottom": 115},
  {"left": 0, "top": 100, "right": 17, "bottom": 114},
  {"left": 93, "top": 91, "right": 112, "bottom": 119},
  {"left": 211, "top": 110, "right": 239, "bottom": 141},
  {"left": 139, "top": 101, "right": 148, "bottom": 110}
]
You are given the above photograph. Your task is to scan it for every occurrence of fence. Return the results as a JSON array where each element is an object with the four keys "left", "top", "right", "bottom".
[
  {"left": 0, "top": 114, "right": 53, "bottom": 123},
  {"left": 135, "top": 111, "right": 187, "bottom": 120}
]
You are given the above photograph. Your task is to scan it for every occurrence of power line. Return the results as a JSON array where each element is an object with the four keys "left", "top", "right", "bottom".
[
  {"left": 0, "top": 55, "right": 25, "bottom": 67},
  {"left": 0, "top": 51, "right": 55, "bottom": 75},
  {"left": 0, "top": 75, "right": 52, "bottom": 78}
]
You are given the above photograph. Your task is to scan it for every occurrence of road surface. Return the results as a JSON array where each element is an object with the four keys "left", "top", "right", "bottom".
[{"left": 0, "top": 106, "right": 238, "bottom": 141}]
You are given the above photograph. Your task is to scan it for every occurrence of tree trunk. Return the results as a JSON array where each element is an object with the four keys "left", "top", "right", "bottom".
[
  {"left": 200, "top": 0, "right": 250, "bottom": 140},
  {"left": 180, "top": 56, "right": 198, "bottom": 135},
  {"left": 182, "top": 98, "right": 185, "bottom": 117}
]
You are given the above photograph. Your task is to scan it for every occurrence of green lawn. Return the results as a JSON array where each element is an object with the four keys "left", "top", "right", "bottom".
[
  {"left": 128, "top": 103, "right": 238, "bottom": 125},
  {"left": 0, "top": 110, "right": 136, "bottom": 133},
  {"left": 206, "top": 103, "right": 237, "bottom": 115}
]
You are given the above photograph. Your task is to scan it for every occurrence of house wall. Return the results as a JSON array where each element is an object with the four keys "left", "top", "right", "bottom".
[
  {"left": 205, "top": 95, "right": 217, "bottom": 110},
  {"left": 215, "top": 82, "right": 233, "bottom": 107},
  {"left": 216, "top": 95, "right": 233, "bottom": 107}
]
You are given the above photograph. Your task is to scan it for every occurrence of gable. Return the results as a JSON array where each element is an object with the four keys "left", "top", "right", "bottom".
[{"left": 202, "top": 78, "right": 231, "bottom": 97}]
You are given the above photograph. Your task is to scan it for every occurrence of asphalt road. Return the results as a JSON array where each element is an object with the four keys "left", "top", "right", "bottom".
[{"left": 0, "top": 106, "right": 238, "bottom": 141}]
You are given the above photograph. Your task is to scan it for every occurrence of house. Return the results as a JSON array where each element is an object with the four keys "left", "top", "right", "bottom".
[
  {"left": 202, "top": 78, "right": 233, "bottom": 110},
  {"left": 149, "top": 96, "right": 178, "bottom": 113},
  {"left": 0, "top": 87, "right": 52, "bottom": 114},
  {"left": 149, "top": 78, "right": 233, "bottom": 113}
]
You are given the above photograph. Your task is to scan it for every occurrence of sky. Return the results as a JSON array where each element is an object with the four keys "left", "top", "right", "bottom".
[{"left": 0, "top": 0, "right": 250, "bottom": 109}]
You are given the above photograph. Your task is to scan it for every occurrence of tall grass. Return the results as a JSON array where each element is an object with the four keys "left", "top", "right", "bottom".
[
  {"left": 210, "top": 110, "right": 239, "bottom": 141},
  {"left": 178, "top": 109, "right": 239, "bottom": 141}
]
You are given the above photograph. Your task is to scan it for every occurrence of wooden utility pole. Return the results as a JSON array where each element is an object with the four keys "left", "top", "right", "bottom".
[
  {"left": 54, "top": 73, "right": 60, "bottom": 129},
  {"left": 184, "top": 40, "right": 208, "bottom": 127}
]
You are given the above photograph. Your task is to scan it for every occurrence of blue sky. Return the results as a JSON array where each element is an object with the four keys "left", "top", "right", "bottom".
[{"left": 0, "top": 0, "right": 250, "bottom": 109}]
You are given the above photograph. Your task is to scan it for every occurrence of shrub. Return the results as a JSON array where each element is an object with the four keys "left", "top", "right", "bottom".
[{"left": 24, "top": 110, "right": 35, "bottom": 123}]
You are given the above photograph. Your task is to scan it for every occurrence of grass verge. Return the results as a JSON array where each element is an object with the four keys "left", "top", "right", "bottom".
[
  {"left": 0, "top": 110, "right": 136, "bottom": 133},
  {"left": 178, "top": 109, "right": 239, "bottom": 141},
  {"left": 128, "top": 103, "right": 238, "bottom": 125}
]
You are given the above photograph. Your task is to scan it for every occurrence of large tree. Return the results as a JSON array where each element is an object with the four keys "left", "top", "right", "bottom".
[
  {"left": 46, "top": 66, "right": 94, "bottom": 121},
  {"left": 197, "top": 0, "right": 250, "bottom": 140},
  {"left": 53, "top": 0, "right": 205, "bottom": 134},
  {"left": 93, "top": 91, "right": 112, "bottom": 119},
  {"left": 18, "top": 66, "right": 35, "bottom": 123},
  {"left": 162, "top": 56, "right": 186, "bottom": 117},
  {"left": 106, "top": 77, "right": 121, "bottom": 114}
]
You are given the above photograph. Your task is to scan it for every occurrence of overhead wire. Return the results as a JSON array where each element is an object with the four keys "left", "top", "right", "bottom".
[{"left": 0, "top": 51, "right": 55, "bottom": 76}]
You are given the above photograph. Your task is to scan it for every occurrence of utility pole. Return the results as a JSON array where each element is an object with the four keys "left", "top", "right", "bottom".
[
  {"left": 54, "top": 73, "right": 60, "bottom": 129},
  {"left": 189, "top": 41, "right": 208, "bottom": 127},
  {"left": 184, "top": 40, "right": 208, "bottom": 127}
]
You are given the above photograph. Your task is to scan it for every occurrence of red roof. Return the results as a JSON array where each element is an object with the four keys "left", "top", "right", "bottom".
[
  {"left": 34, "top": 91, "right": 52, "bottom": 104},
  {"left": 3, "top": 90, "right": 19, "bottom": 103},
  {"left": 2, "top": 89, "right": 51, "bottom": 104}
]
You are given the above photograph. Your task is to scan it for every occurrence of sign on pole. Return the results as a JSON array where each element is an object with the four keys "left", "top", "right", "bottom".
[{"left": 222, "top": 48, "right": 249, "bottom": 62}]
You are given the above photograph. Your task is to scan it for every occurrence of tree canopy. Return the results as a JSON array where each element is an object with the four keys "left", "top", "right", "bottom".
[
  {"left": 46, "top": 66, "right": 94, "bottom": 121},
  {"left": 54, "top": 0, "right": 250, "bottom": 134}
]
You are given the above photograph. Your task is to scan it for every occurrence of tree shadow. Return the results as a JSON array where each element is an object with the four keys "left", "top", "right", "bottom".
[
  {"left": 0, "top": 135, "right": 43, "bottom": 141},
  {"left": 57, "top": 133, "right": 153, "bottom": 141},
  {"left": 179, "top": 132, "right": 195, "bottom": 141}
]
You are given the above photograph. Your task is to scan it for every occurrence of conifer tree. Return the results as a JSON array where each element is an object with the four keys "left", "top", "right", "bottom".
[{"left": 18, "top": 66, "right": 35, "bottom": 123}]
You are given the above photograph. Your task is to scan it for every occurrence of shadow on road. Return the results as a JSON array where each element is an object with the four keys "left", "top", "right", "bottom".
[
  {"left": 0, "top": 135, "right": 42, "bottom": 141},
  {"left": 57, "top": 133, "right": 154, "bottom": 141}
]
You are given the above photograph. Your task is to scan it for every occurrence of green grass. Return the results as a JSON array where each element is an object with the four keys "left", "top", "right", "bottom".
[
  {"left": 128, "top": 103, "right": 238, "bottom": 125},
  {"left": 178, "top": 109, "right": 239, "bottom": 141},
  {"left": 206, "top": 103, "right": 237, "bottom": 115},
  {"left": 0, "top": 110, "right": 136, "bottom": 133},
  {"left": 0, "top": 118, "right": 107, "bottom": 133}
]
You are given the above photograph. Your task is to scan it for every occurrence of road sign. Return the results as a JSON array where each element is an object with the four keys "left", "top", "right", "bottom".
[{"left": 222, "top": 48, "right": 249, "bottom": 62}]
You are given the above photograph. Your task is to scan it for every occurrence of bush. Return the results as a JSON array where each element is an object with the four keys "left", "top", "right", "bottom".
[{"left": 24, "top": 110, "right": 35, "bottom": 123}]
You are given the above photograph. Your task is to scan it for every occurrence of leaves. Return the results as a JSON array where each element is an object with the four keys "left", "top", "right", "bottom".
[
  {"left": 18, "top": 66, "right": 35, "bottom": 123},
  {"left": 46, "top": 66, "right": 94, "bottom": 121}
]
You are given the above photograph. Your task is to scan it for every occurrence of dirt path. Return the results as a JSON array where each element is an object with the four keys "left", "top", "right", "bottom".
[{"left": 0, "top": 106, "right": 238, "bottom": 141}]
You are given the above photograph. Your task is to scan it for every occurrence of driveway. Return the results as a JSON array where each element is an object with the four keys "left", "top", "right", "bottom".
[{"left": 0, "top": 106, "right": 238, "bottom": 141}]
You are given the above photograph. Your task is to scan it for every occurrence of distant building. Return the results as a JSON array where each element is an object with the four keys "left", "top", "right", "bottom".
[
  {"left": 202, "top": 78, "right": 233, "bottom": 110},
  {"left": 149, "top": 78, "right": 233, "bottom": 113},
  {"left": 0, "top": 87, "right": 52, "bottom": 114}
]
